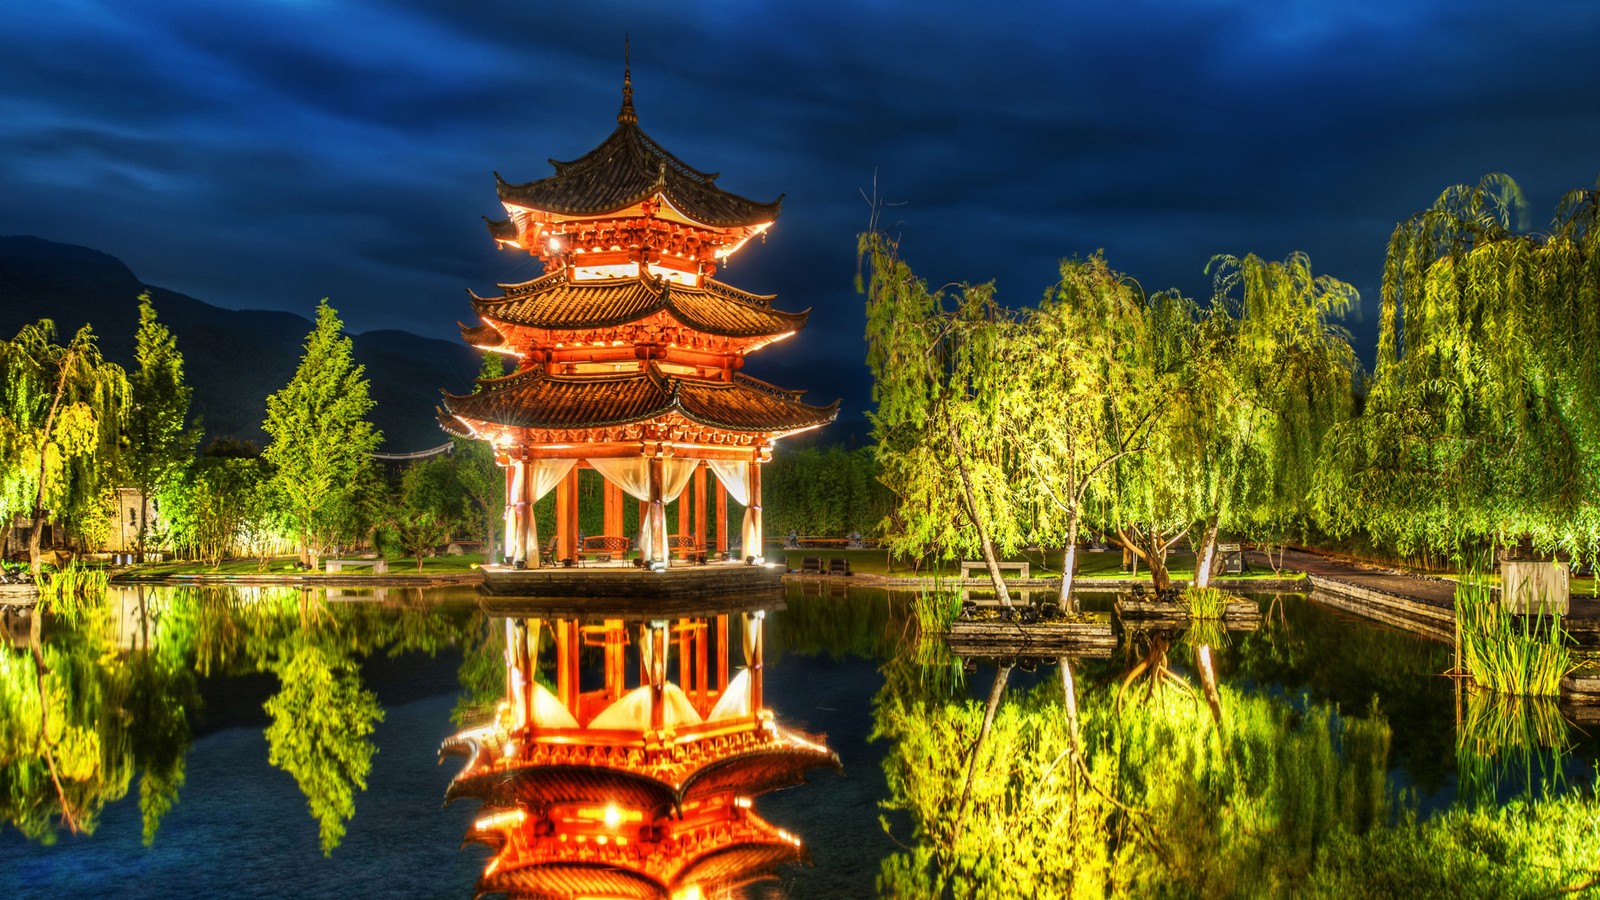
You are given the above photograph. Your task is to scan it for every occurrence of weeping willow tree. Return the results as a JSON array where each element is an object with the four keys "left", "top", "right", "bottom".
[
  {"left": 1010, "top": 253, "right": 1171, "bottom": 603},
  {"left": 859, "top": 232, "right": 1025, "bottom": 603},
  {"left": 1325, "top": 175, "right": 1600, "bottom": 560},
  {"left": 0, "top": 321, "right": 128, "bottom": 577},
  {"left": 1180, "top": 253, "right": 1360, "bottom": 584},
  {"left": 1088, "top": 290, "right": 1199, "bottom": 592}
]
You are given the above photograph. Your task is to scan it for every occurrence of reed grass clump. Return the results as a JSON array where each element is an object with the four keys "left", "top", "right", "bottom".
[
  {"left": 38, "top": 562, "right": 110, "bottom": 620},
  {"left": 1456, "top": 574, "right": 1571, "bottom": 697},
  {"left": 1180, "top": 584, "right": 1233, "bottom": 619}
]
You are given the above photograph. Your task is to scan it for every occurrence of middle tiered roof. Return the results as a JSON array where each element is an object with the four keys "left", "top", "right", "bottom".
[{"left": 463, "top": 271, "right": 807, "bottom": 355}]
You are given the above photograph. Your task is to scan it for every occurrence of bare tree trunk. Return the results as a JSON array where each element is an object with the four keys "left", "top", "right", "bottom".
[
  {"left": 27, "top": 521, "right": 45, "bottom": 581},
  {"left": 1196, "top": 644, "right": 1224, "bottom": 725},
  {"left": 1194, "top": 514, "right": 1221, "bottom": 589},
  {"left": 1058, "top": 514, "right": 1079, "bottom": 612},
  {"left": 482, "top": 500, "right": 497, "bottom": 567},
  {"left": 1059, "top": 656, "right": 1082, "bottom": 756},
  {"left": 946, "top": 416, "right": 1012, "bottom": 607},
  {"left": 952, "top": 663, "right": 1013, "bottom": 847}
]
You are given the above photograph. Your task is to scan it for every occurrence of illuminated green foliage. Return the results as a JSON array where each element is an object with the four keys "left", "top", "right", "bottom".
[
  {"left": 859, "top": 232, "right": 1025, "bottom": 598},
  {"left": 446, "top": 351, "right": 508, "bottom": 562},
  {"left": 124, "top": 293, "right": 201, "bottom": 562},
  {"left": 262, "top": 300, "right": 382, "bottom": 568},
  {"left": 1326, "top": 176, "right": 1600, "bottom": 560},
  {"left": 263, "top": 640, "right": 384, "bottom": 856},
  {"left": 0, "top": 320, "right": 128, "bottom": 575}
]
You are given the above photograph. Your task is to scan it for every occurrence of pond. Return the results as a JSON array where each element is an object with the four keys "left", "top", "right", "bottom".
[{"left": 1, "top": 584, "right": 1595, "bottom": 897}]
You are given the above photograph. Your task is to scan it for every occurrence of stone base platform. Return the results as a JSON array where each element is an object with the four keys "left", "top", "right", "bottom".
[
  {"left": 1114, "top": 597, "right": 1263, "bottom": 630},
  {"left": 945, "top": 612, "right": 1116, "bottom": 658},
  {"left": 480, "top": 560, "right": 784, "bottom": 601}
]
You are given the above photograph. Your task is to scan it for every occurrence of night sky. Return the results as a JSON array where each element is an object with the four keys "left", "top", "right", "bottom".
[{"left": 5, "top": 1, "right": 1600, "bottom": 421}]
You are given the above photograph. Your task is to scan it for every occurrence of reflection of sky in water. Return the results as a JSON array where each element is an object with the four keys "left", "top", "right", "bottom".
[{"left": 2, "top": 585, "right": 1596, "bottom": 896}]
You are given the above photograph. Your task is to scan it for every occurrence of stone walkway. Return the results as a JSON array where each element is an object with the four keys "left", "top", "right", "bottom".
[
  {"left": 1258, "top": 546, "right": 1600, "bottom": 625},
  {"left": 1252, "top": 548, "right": 1457, "bottom": 608}
]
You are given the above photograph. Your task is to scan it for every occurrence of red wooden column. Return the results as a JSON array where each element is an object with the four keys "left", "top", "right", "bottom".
[
  {"left": 715, "top": 480, "right": 728, "bottom": 557},
  {"left": 692, "top": 465, "right": 707, "bottom": 550},
  {"left": 554, "top": 470, "right": 571, "bottom": 563},
  {"left": 565, "top": 466, "right": 581, "bottom": 561},
  {"left": 603, "top": 480, "right": 622, "bottom": 538},
  {"left": 648, "top": 456, "right": 666, "bottom": 566},
  {"left": 639, "top": 500, "right": 649, "bottom": 557},
  {"left": 748, "top": 458, "right": 764, "bottom": 563},
  {"left": 676, "top": 483, "right": 690, "bottom": 542}
]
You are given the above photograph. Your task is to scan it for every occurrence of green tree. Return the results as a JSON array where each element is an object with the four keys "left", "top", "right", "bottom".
[
  {"left": 1087, "top": 290, "right": 1199, "bottom": 592},
  {"left": 125, "top": 294, "right": 201, "bottom": 562},
  {"left": 0, "top": 321, "right": 127, "bottom": 577},
  {"left": 379, "top": 457, "right": 460, "bottom": 571},
  {"left": 448, "top": 352, "right": 506, "bottom": 562},
  {"left": 1178, "top": 253, "right": 1359, "bottom": 586},
  {"left": 1325, "top": 175, "right": 1600, "bottom": 561},
  {"left": 162, "top": 440, "right": 276, "bottom": 567},
  {"left": 262, "top": 301, "right": 382, "bottom": 569},
  {"left": 1009, "top": 253, "right": 1173, "bottom": 602},
  {"left": 263, "top": 639, "right": 383, "bottom": 856},
  {"left": 859, "top": 232, "right": 1025, "bottom": 603}
]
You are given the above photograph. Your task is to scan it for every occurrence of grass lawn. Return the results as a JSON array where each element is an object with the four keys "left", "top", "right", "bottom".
[
  {"left": 125, "top": 553, "right": 492, "bottom": 576},
  {"left": 777, "top": 546, "right": 1300, "bottom": 580}
]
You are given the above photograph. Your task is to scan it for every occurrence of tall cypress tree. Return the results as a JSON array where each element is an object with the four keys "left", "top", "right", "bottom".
[
  {"left": 263, "top": 300, "right": 381, "bottom": 568},
  {"left": 125, "top": 293, "right": 200, "bottom": 562}
]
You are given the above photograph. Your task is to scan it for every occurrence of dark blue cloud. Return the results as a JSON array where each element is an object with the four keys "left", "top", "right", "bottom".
[{"left": 4, "top": 0, "right": 1600, "bottom": 421}]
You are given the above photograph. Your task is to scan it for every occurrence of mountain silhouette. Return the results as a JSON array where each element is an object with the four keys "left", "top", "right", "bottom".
[{"left": 0, "top": 235, "right": 480, "bottom": 452}]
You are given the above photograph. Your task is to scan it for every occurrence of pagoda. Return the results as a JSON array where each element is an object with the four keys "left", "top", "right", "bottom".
[
  {"left": 439, "top": 60, "right": 837, "bottom": 570},
  {"left": 441, "top": 597, "right": 839, "bottom": 898}
]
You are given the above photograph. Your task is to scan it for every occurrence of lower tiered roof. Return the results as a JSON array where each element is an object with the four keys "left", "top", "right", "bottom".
[{"left": 438, "top": 364, "right": 838, "bottom": 441}]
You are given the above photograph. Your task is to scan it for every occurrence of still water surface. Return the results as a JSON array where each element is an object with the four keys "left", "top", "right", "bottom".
[{"left": 0, "top": 584, "right": 1591, "bottom": 897}]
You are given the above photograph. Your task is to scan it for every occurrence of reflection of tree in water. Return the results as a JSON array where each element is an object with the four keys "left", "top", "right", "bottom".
[
  {"left": 0, "top": 585, "right": 474, "bottom": 851},
  {"left": 874, "top": 626, "right": 1396, "bottom": 896},
  {"left": 1226, "top": 593, "right": 1458, "bottom": 794},
  {"left": 0, "top": 594, "right": 197, "bottom": 845},
  {"left": 264, "top": 639, "right": 382, "bottom": 855}
]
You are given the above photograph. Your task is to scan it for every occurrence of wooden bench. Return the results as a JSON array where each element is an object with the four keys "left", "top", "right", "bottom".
[
  {"left": 325, "top": 558, "right": 389, "bottom": 574},
  {"left": 797, "top": 556, "right": 823, "bottom": 575},
  {"left": 668, "top": 535, "right": 707, "bottom": 565},
  {"left": 1218, "top": 542, "right": 1244, "bottom": 575},
  {"left": 828, "top": 557, "right": 852, "bottom": 577},
  {"left": 959, "top": 560, "right": 1028, "bottom": 580},
  {"left": 797, "top": 536, "right": 850, "bottom": 549},
  {"left": 581, "top": 535, "right": 631, "bottom": 564}
]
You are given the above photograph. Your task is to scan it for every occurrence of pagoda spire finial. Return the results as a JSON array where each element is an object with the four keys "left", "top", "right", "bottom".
[{"left": 618, "top": 36, "right": 637, "bottom": 125}]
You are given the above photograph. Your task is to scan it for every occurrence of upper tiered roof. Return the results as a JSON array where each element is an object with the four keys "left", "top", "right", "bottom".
[{"left": 490, "top": 65, "right": 781, "bottom": 230}]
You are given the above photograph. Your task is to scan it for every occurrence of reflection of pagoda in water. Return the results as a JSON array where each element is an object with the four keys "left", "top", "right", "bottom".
[{"left": 441, "top": 597, "right": 838, "bottom": 898}]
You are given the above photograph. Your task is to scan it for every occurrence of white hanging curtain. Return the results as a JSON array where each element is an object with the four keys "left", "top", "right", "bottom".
[
  {"left": 741, "top": 610, "right": 764, "bottom": 713},
  {"left": 588, "top": 457, "right": 652, "bottom": 500},
  {"left": 656, "top": 459, "right": 699, "bottom": 560},
  {"left": 706, "top": 668, "right": 751, "bottom": 721},
  {"left": 505, "top": 464, "right": 526, "bottom": 561},
  {"left": 659, "top": 458, "right": 698, "bottom": 502},
  {"left": 707, "top": 459, "right": 755, "bottom": 556},
  {"left": 706, "top": 460, "right": 750, "bottom": 505},
  {"left": 528, "top": 459, "right": 577, "bottom": 502},
  {"left": 589, "top": 456, "right": 654, "bottom": 558}
]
